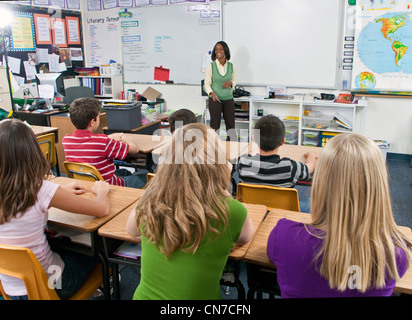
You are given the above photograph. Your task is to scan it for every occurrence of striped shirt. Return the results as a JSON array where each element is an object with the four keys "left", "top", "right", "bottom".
[
  {"left": 62, "top": 129, "right": 129, "bottom": 186},
  {"left": 237, "top": 153, "right": 310, "bottom": 188}
]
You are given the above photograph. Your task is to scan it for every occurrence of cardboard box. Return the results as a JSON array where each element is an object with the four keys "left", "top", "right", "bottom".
[{"left": 142, "top": 86, "right": 161, "bottom": 101}]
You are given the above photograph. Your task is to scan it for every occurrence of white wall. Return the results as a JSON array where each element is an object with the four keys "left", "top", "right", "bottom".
[{"left": 79, "top": 2, "right": 412, "bottom": 156}]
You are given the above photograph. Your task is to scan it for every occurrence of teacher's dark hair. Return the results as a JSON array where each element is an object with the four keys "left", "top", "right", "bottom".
[{"left": 211, "top": 41, "right": 231, "bottom": 61}]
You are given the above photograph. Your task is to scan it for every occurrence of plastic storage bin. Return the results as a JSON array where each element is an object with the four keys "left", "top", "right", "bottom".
[
  {"left": 105, "top": 101, "right": 142, "bottom": 130},
  {"left": 285, "top": 137, "right": 298, "bottom": 145},
  {"left": 285, "top": 126, "right": 298, "bottom": 141},
  {"left": 303, "top": 131, "right": 319, "bottom": 143},
  {"left": 319, "top": 131, "right": 340, "bottom": 147},
  {"left": 303, "top": 116, "right": 331, "bottom": 130}
]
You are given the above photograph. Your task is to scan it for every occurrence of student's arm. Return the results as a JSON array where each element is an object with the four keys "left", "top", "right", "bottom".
[
  {"left": 49, "top": 181, "right": 110, "bottom": 217},
  {"left": 235, "top": 214, "right": 255, "bottom": 246},
  {"left": 303, "top": 151, "right": 319, "bottom": 174},
  {"left": 108, "top": 132, "right": 139, "bottom": 155},
  {"left": 120, "top": 135, "right": 139, "bottom": 154},
  {"left": 126, "top": 207, "right": 141, "bottom": 240}
]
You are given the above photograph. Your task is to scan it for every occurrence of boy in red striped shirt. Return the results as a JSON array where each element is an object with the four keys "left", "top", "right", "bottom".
[{"left": 62, "top": 97, "right": 146, "bottom": 188}]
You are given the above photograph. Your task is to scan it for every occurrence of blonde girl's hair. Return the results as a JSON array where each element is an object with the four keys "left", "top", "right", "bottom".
[
  {"left": 0, "top": 119, "right": 51, "bottom": 224},
  {"left": 310, "top": 133, "right": 411, "bottom": 292},
  {"left": 134, "top": 122, "right": 231, "bottom": 259}
]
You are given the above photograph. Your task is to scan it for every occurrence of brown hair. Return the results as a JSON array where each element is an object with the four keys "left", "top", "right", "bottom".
[
  {"left": 0, "top": 119, "right": 51, "bottom": 224},
  {"left": 69, "top": 97, "right": 101, "bottom": 129}
]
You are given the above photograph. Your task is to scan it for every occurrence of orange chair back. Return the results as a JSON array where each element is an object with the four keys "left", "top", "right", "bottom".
[
  {"left": 0, "top": 244, "right": 102, "bottom": 300},
  {"left": 236, "top": 182, "right": 300, "bottom": 212}
]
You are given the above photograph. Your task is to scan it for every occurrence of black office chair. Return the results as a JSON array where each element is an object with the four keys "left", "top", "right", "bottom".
[{"left": 63, "top": 86, "right": 95, "bottom": 104}]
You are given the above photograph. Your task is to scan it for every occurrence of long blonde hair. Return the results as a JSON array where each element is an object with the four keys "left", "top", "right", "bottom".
[
  {"left": 310, "top": 133, "right": 411, "bottom": 292},
  {"left": 134, "top": 123, "right": 231, "bottom": 259}
]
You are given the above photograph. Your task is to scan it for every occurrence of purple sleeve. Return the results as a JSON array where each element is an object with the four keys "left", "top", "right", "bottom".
[{"left": 266, "top": 218, "right": 287, "bottom": 265}]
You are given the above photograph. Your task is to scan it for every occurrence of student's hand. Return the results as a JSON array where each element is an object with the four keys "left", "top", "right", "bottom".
[
  {"left": 91, "top": 181, "right": 110, "bottom": 195},
  {"left": 108, "top": 132, "right": 124, "bottom": 141},
  {"left": 62, "top": 181, "right": 85, "bottom": 195},
  {"left": 304, "top": 151, "right": 320, "bottom": 173},
  {"left": 304, "top": 151, "right": 319, "bottom": 161},
  {"left": 222, "top": 81, "right": 232, "bottom": 89}
]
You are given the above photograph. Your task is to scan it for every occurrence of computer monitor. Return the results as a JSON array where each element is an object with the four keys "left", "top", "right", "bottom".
[{"left": 35, "top": 73, "right": 65, "bottom": 98}]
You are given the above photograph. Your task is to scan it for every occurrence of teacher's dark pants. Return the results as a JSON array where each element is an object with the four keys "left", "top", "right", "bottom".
[{"left": 209, "top": 98, "right": 235, "bottom": 134}]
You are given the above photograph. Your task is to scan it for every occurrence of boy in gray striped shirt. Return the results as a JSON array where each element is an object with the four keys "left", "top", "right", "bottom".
[{"left": 237, "top": 115, "right": 318, "bottom": 188}]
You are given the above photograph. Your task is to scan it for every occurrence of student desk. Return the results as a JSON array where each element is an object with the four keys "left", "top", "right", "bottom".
[
  {"left": 16, "top": 109, "right": 69, "bottom": 127},
  {"left": 109, "top": 133, "right": 168, "bottom": 172},
  {"left": 47, "top": 176, "right": 144, "bottom": 299},
  {"left": 244, "top": 208, "right": 412, "bottom": 296},
  {"left": 97, "top": 202, "right": 268, "bottom": 299},
  {"left": 31, "top": 125, "right": 59, "bottom": 142},
  {"left": 151, "top": 140, "right": 250, "bottom": 164},
  {"left": 246, "top": 142, "right": 323, "bottom": 162}
]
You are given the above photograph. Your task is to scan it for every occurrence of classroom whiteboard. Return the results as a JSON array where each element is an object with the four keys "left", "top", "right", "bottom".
[
  {"left": 223, "top": 0, "right": 342, "bottom": 88},
  {"left": 121, "top": 3, "right": 221, "bottom": 85}
]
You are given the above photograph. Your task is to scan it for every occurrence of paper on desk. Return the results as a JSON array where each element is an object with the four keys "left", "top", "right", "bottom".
[{"left": 114, "top": 242, "right": 142, "bottom": 259}]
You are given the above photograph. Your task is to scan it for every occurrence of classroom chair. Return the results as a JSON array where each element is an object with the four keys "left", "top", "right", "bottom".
[
  {"left": 236, "top": 183, "right": 301, "bottom": 212},
  {"left": 37, "top": 133, "right": 60, "bottom": 176},
  {"left": 146, "top": 172, "right": 155, "bottom": 184},
  {"left": 63, "top": 86, "right": 95, "bottom": 105},
  {"left": 63, "top": 161, "right": 104, "bottom": 182},
  {"left": 0, "top": 244, "right": 102, "bottom": 300}
]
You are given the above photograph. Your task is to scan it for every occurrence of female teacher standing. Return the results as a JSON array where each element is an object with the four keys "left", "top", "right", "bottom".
[{"left": 204, "top": 41, "right": 237, "bottom": 134}]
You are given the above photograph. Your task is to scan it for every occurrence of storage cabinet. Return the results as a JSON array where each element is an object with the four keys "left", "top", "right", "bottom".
[
  {"left": 204, "top": 96, "right": 364, "bottom": 146},
  {"left": 249, "top": 98, "right": 361, "bottom": 146},
  {"left": 76, "top": 75, "right": 124, "bottom": 99},
  {"left": 0, "top": 66, "right": 12, "bottom": 112}
]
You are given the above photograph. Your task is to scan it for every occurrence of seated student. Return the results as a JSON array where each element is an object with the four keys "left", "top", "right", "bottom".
[
  {"left": 62, "top": 97, "right": 146, "bottom": 189},
  {"left": 168, "top": 108, "right": 197, "bottom": 133},
  {"left": 157, "top": 108, "right": 197, "bottom": 136},
  {"left": 126, "top": 123, "right": 254, "bottom": 299},
  {"left": 0, "top": 119, "right": 110, "bottom": 300},
  {"left": 236, "top": 114, "right": 319, "bottom": 211},
  {"left": 267, "top": 133, "right": 412, "bottom": 298},
  {"left": 153, "top": 108, "right": 198, "bottom": 168}
]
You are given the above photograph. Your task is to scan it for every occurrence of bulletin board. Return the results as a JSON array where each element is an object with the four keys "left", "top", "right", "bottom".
[
  {"left": 0, "top": 2, "right": 84, "bottom": 85},
  {"left": 120, "top": 2, "right": 221, "bottom": 85}
]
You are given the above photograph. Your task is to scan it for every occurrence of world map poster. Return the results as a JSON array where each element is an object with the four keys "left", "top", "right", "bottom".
[{"left": 352, "top": 0, "right": 412, "bottom": 95}]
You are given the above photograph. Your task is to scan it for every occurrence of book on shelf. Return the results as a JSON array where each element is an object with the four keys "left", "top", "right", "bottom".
[{"left": 333, "top": 112, "right": 352, "bottom": 130}]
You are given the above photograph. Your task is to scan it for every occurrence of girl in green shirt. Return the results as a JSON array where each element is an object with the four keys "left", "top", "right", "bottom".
[{"left": 126, "top": 123, "right": 254, "bottom": 299}]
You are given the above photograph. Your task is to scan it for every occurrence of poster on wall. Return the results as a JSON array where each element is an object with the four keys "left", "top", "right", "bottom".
[
  {"left": 33, "top": 13, "right": 52, "bottom": 45},
  {"left": 66, "top": 16, "right": 81, "bottom": 45},
  {"left": 352, "top": 0, "right": 412, "bottom": 95},
  {"left": 10, "top": 11, "right": 36, "bottom": 51},
  {"left": 51, "top": 18, "right": 67, "bottom": 47}
]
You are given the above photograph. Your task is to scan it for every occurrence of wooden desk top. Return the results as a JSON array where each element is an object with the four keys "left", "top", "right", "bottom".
[
  {"left": 244, "top": 208, "right": 412, "bottom": 295},
  {"left": 48, "top": 177, "right": 144, "bottom": 232},
  {"left": 123, "top": 133, "right": 167, "bottom": 154},
  {"left": 247, "top": 142, "right": 322, "bottom": 162},
  {"left": 98, "top": 201, "right": 268, "bottom": 260},
  {"left": 151, "top": 140, "right": 250, "bottom": 163},
  {"left": 31, "top": 125, "right": 59, "bottom": 137}
]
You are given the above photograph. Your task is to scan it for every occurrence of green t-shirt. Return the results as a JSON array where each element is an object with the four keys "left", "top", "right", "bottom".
[{"left": 133, "top": 198, "right": 247, "bottom": 300}]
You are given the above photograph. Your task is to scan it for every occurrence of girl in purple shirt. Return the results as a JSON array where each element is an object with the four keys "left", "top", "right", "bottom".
[{"left": 267, "top": 133, "right": 411, "bottom": 298}]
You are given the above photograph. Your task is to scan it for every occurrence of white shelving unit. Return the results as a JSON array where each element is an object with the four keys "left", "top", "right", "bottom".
[
  {"left": 248, "top": 97, "right": 363, "bottom": 146},
  {"left": 75, "top": 75, "right": 124, "bottom": 99},
  {"left": 204, "top": 96, "right": 365, "bottom": 146}
]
